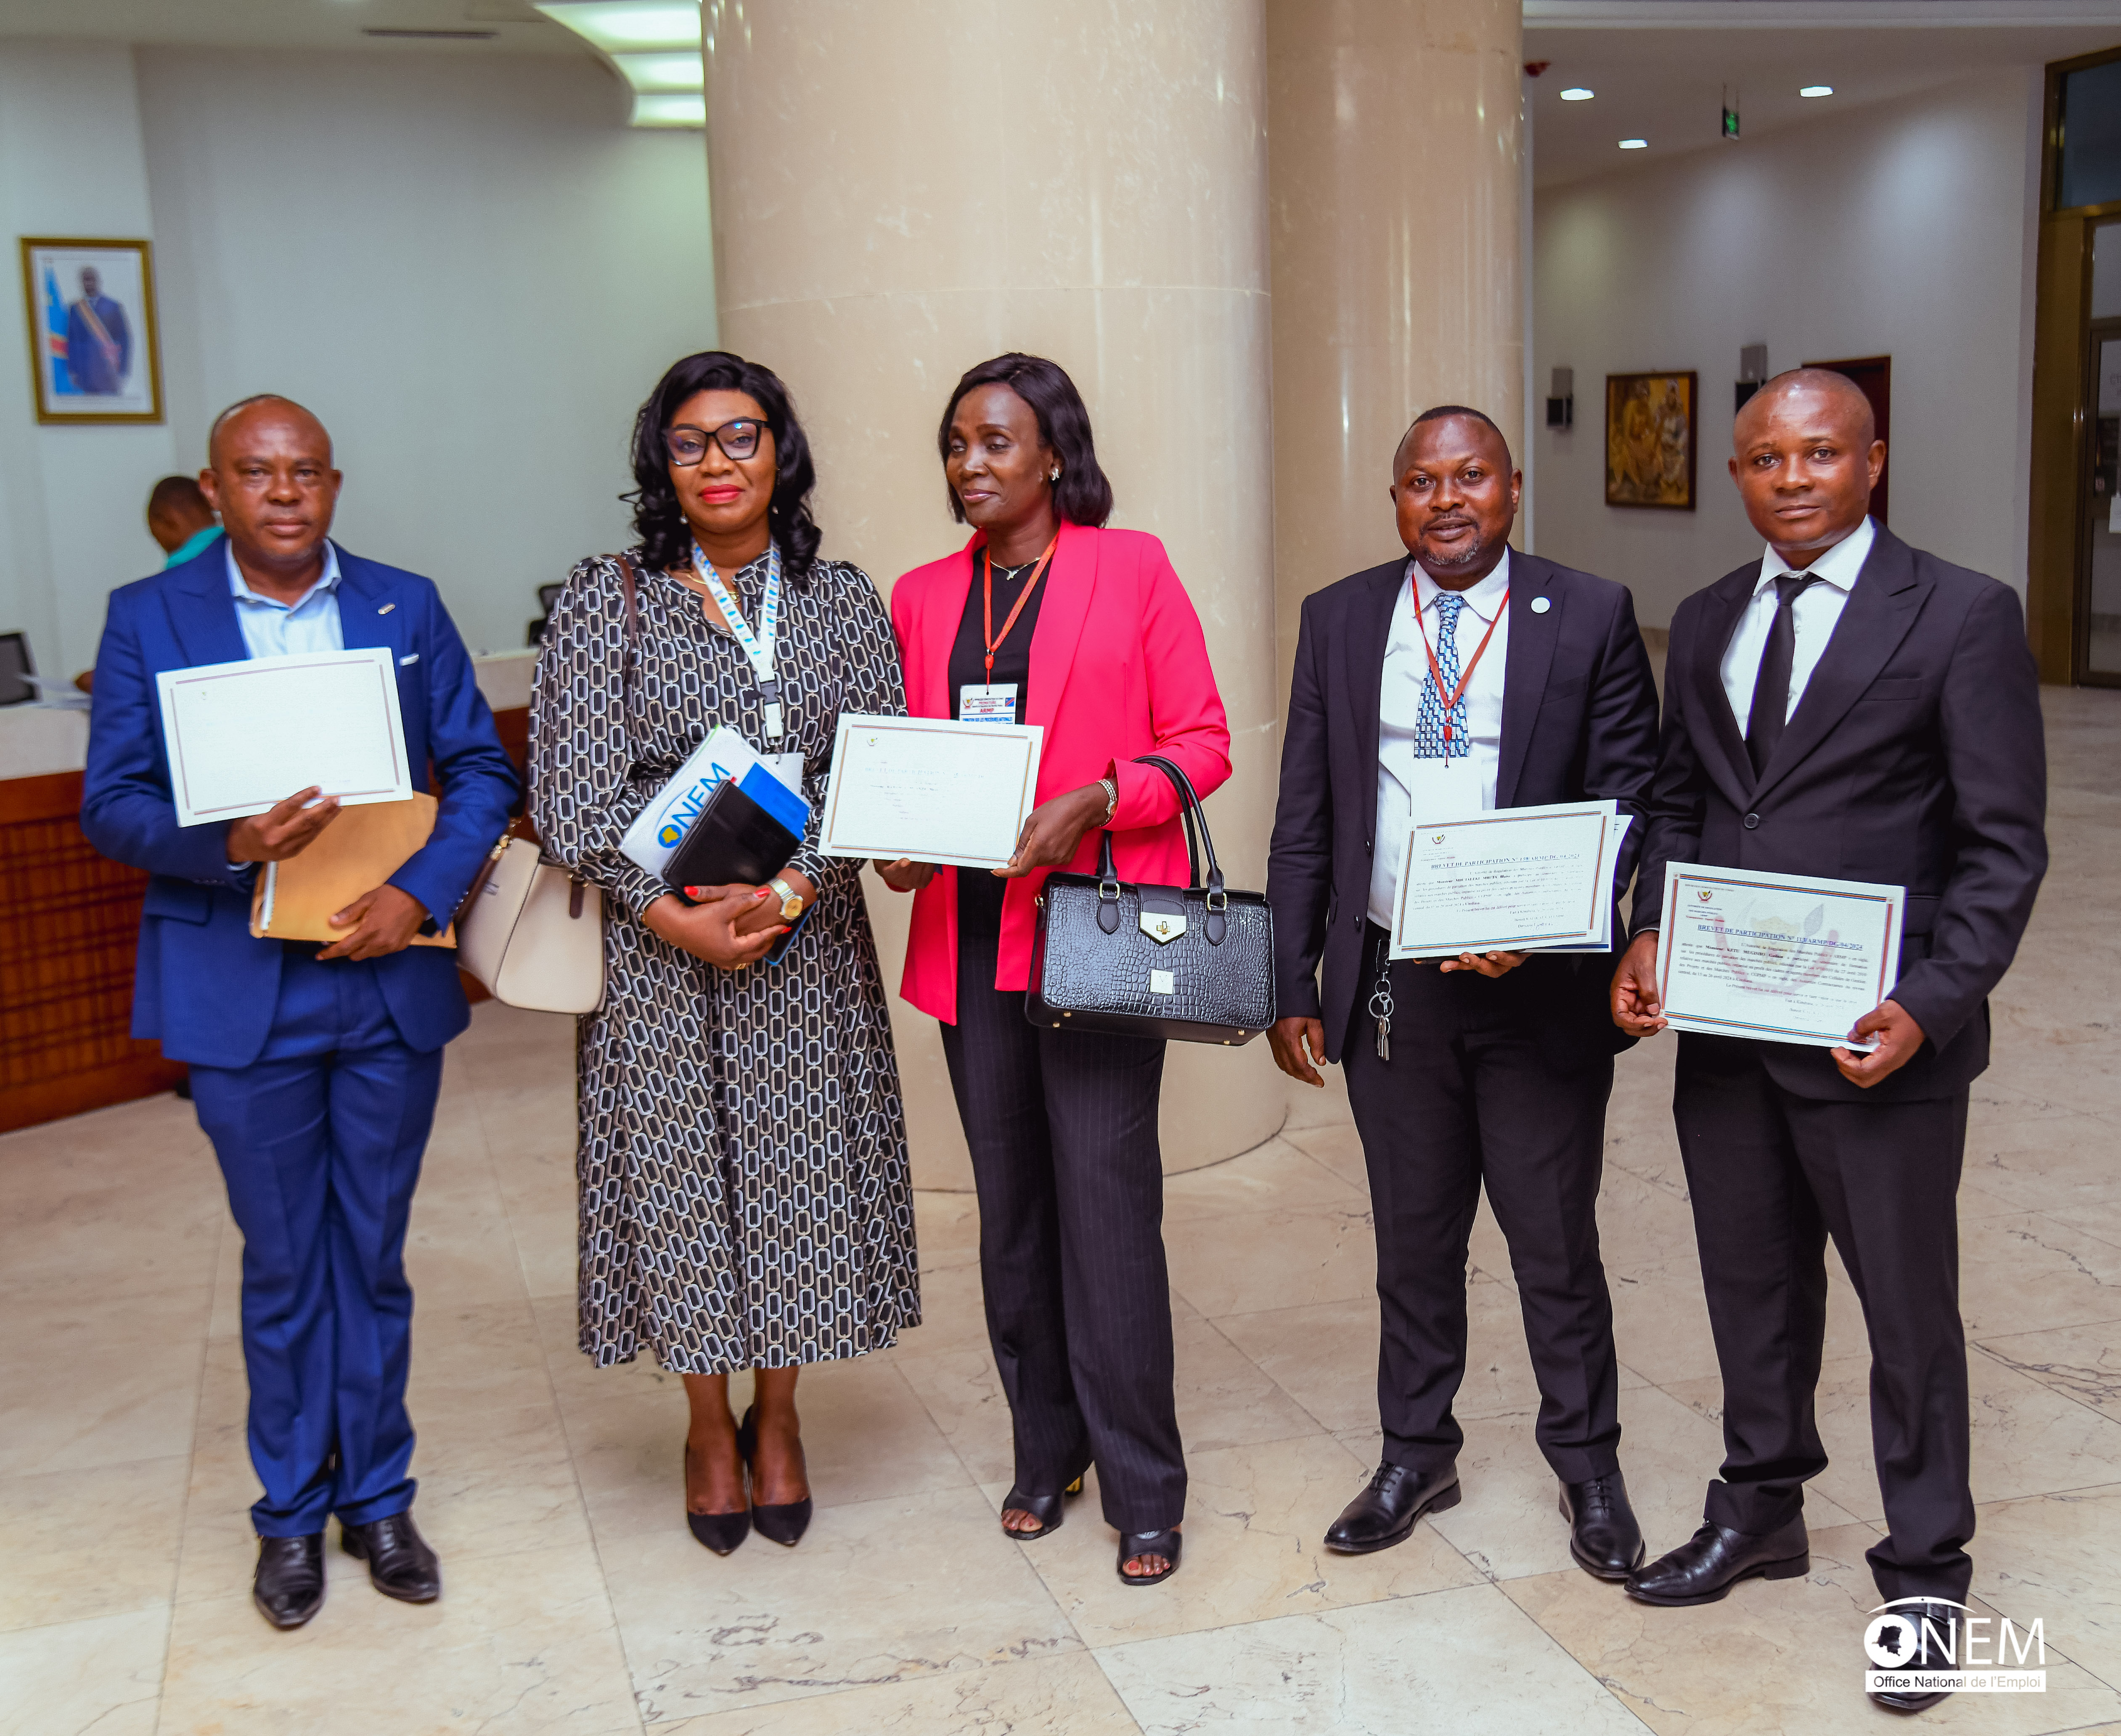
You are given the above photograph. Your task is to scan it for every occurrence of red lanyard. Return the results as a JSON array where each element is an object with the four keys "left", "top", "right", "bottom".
[
  {"left": 982, "top": 537, "right": 1058, "bottom": 679},
  {"left": 1414, "top": 585, "right": 1507, "bottom": 750}
]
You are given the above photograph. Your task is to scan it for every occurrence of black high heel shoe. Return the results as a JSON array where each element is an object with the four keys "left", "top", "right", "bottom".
[
  {"left": 683, "top": 1440, "right": 750, "bottom": 1556},
  {"left": 736, "top": 1405, "right": 813, "bottom": 1547},
  {"left": 1117, "top": 1527, "right": 1182, "bottom": 1587},
  {"left": 999, "top": 1474, "right": 1086, "bottom": 1541}
]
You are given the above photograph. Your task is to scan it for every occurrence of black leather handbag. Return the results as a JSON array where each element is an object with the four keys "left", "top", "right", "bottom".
[{"left": 1026, "top": 755, "right": 1274, "bottom": 1045}]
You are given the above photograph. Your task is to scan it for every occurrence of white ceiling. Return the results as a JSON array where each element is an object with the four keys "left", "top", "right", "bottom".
[
  {"left": 1527, "top": 5, "right": 2121, "bottom": 187},
  {"left": 0, "top": 0, "right": 585, "bottom": 56}
]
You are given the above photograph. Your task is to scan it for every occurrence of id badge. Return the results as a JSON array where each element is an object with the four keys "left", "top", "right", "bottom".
[
  {"left": 1403, "top": 757, "right": 1485, "bottom": 821},
  {"left": 959, "top": 683, "right": 1019, "bottom": 725}
]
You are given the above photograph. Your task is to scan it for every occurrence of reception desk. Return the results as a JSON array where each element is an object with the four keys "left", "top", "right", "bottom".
[{"left": 0, "top": 651, "right": 537, "bottom": 1134}]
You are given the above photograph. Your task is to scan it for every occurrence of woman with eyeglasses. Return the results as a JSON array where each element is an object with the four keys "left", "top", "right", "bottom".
[
  {"left": 878, "top": 354, "right": 1231, "bottom": 1586},
  {"left": 530, "top": 350, "right": 916, "bottom": 1555}
]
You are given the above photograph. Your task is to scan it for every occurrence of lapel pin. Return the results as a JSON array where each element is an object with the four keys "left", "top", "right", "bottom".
[
  {"left": 378, "top": 603, "right": 395, "bottom": 615},
  {"left": 1530, "top": 595, "right": 1552, "bottom": 614}
]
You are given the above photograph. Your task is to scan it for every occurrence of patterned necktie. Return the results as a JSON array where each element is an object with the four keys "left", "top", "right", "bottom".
[
  {"left": 1414, "top": 592, "right": 1467, "bottom": 761},
  {"left": 1744, "top": 572, "right": 1821, "bottom": 778}
]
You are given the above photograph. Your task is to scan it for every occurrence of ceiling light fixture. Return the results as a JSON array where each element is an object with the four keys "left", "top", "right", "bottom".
[
  {"left": 536, "top": 0, "right": 703, "bottom": 125},
  {"left": 1560, "top": 87, "right": 1594, "bottom": 101},
  {"left": 1800, "top": 85, "right": 1834, "bottom": 98},
  {"left": 1619, "top": 138, "right": 1647, "bottom": 150}
]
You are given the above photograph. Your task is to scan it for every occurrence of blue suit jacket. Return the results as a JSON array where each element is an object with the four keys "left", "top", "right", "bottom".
[{"left": 81, "top": 542, "right": 522, "bottom": 1068}]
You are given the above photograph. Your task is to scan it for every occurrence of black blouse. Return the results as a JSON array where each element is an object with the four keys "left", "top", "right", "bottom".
[{"left": 948, "top": 548, "right": 1051, "bottom": 936}]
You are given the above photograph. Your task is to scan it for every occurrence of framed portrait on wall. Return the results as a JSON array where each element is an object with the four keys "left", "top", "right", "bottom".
[
  {"left": 1605, "top": 370, "right": 1696, "bottom": 510},
  {"left": 18, "top": 237, "right": 164, "bottom": 424}
]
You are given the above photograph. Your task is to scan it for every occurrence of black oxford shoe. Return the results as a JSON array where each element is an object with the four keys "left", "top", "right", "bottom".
[
  {"left": 1869, "top": 1598, "right": 1961, "bottom": 1715},
  {"left": 1626, "top": 1516, "right": 1809, "bottom": 1606},
  {"left": 341, "top": 1510, "right": 442, "bottom": 1603},
  {"left": 253, "top": 1532, "right": 325, "bottom": 1629},
  {"left": 1324, "top": 1461, "right": 1461, "bottom": 1555},
  {"left": 1560, "top": 1472, "right": 1645, "bottom": 1581}
]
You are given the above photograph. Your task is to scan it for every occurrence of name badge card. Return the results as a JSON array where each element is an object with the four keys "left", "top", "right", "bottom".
[
  {"left": 1401, "top": 756, "right": 1485, "bottom": 819},
  {"left": 959, "top": 683, "right": 1019, "bottom": 725}
]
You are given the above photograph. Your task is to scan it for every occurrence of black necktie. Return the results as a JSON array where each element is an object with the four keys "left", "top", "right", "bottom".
[{"left": 1744, "top": 572, "right": 1821, "bottom": 778}]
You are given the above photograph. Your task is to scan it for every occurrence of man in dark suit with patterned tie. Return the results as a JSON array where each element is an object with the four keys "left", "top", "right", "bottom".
[
  {"left": 1267, "top": 406, "right": 1661, "bottom": 1577},
  {"left": 1611, "top": 370, "right": 2047, "bottom": 1715}
]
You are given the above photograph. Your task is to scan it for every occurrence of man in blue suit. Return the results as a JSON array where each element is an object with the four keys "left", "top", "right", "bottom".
[
  {"left": 82, "top": 395, "right": 519, "bottom": 1630},
  {"left": 64, "top": 265, "right": 131, "bottom": 395}
]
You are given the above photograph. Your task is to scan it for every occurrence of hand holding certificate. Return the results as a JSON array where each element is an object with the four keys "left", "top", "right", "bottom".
[
  {"left": 1390, "top": 800, "right": 1628, "bottom": 960},
  {"left": 156, "top": 647, "right": 411, "bottom": 827},
  {"left": 1653, "top": 863, "right": 1904, "bottom": 1051},
  {"left": 819, "top": 714, "right": 1044, "bottom": 871}
]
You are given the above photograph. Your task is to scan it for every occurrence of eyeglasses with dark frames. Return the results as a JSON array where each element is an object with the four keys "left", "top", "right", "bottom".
[{"left": 663, "top": 419, "right": 765, "bottom": 466}]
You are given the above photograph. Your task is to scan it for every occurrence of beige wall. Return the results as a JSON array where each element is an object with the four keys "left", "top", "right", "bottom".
[
  {"left": 1266, "top": 0, "right": 1525, "bottom": 700},
  {"left": 704, "top": 0, "right": 1285, "bottom": 1187}
]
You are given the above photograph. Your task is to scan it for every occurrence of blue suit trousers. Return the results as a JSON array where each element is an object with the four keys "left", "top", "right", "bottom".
[{"left": 189, "top": 948, "right": 443, "bottom": 1537}]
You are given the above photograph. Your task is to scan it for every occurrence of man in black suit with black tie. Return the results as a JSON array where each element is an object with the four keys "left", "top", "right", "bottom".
[
  {"left": 1611, "top": 370, "right": 2047, "bottom": 1714},
  {"left": 1266, "top": 406, "right": 1661, "bottom": 1575}
]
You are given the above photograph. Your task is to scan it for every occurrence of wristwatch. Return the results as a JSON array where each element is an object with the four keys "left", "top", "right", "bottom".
[{"left": 768, "top": 875, "right": 806, "bottom": 921}]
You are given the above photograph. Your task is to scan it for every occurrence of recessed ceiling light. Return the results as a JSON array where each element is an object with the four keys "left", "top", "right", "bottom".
[
  {"left": 1800, "top": 85, "right": 1834, "bottom": 98},
  {"left": 535, "top": 2, "right": 700, "bottom": 54},
  {"left": 1560, "top": 87, "right": 1594, "bottom": 101},
  {"left": 1619, "top": 138, "right": 1647, "bottom": 150}
]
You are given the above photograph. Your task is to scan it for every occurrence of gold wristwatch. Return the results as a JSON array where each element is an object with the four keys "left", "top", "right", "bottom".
[{"left": 768, "top": 876, "right": 806, "bottom": 921}]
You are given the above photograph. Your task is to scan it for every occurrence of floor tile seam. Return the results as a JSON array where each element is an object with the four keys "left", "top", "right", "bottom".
[
  {"left": 153, "top": 1210, "right": 226, "bottom": 1736},
  {"left": 1488, "top": 1574, "right": 1664, "bottom": 1733},
  {"left": 1968, "top": 1339, "right": 2121, "bottom": 1428},
  {"left": 0, "top": 1590, "right": 179, "bottom": 1639}
]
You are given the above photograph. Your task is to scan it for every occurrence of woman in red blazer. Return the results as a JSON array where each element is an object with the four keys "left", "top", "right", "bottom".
[{"left": 881, "top": 355, "right": 1230, "bottom": 1586}]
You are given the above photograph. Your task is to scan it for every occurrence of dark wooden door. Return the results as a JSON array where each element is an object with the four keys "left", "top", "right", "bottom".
[{"left": 1803, "top": 354, "right": 1891, "bottom": 526}]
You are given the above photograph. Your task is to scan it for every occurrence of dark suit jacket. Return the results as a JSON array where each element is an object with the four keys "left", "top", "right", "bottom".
[
  {"left": 1268, "top": 551, "right": 1663, "bottom": 1064},
  {"left": 1632, "top": 524, "right": 2047, "bottom": 1102},
  {"left": 80, "top": 541, "right": 521, "bottom": 1069}
]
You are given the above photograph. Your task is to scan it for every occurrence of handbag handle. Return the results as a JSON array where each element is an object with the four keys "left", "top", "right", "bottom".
[{"left": 1090, "top": 754, "right": 1232, "bottom": 945}]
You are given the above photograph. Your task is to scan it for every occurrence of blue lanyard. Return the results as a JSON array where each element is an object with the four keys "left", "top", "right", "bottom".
[{"left": 693, "top": 540, "right": 784, "bottom": 739}]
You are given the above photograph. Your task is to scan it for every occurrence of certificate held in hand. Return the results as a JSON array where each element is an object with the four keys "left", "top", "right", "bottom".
[
  {"left": 819, "top": 714, "right": 1043, "bottom": 871},
  {"left": 1389, "top": 800, "right": 1628, "bottom": 960}
]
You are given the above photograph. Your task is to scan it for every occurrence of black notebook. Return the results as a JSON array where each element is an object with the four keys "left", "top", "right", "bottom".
[{"left": 662, "top": 763, "right": 807, "bottom": 892}]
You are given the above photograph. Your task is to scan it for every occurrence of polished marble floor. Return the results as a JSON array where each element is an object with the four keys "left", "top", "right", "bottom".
[{"left": 4, "top": 686, "right": 2118, "bottom": 1735}]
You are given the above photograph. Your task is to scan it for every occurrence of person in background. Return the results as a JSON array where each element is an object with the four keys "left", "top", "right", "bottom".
[
  {"left": 1265, "top": 406, "right": 1660, "bottom": 1576},
  {"left": 879, "top": 353, "right": 1231, "bottom": 1588},
  {"left": 531, "top": 350, "right": 916, "bottom": 1557},
  {"left": 1611, "top": 370, "right": 2047, "bottom": 1716},
  {"left": 149, "top": 474, "right": 222, "bottom": 568},
  {"left": 80, "top": 395, "right": 519, "bottom": 1631}
]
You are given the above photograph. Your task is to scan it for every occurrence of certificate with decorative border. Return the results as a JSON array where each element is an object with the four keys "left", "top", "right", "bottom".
[
  {"left": 1655, "top": 863, "right": 1905, "bottom": 1049},
  {"left": 1389, "top": 802, "right": 1615, "bottom": 960},
  {"left": 155, "top": 646, "right": 412, "bottom": 828},
  {"left": 818, "top": 713, "right": 1044, "bottom": 871}
]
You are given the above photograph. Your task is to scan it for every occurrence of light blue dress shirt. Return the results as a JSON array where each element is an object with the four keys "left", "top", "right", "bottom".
[{"left": 227, "top": 540, "right": 346, "bottom": 659}]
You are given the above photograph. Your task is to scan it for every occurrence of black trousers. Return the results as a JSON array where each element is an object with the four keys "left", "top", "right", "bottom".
[
  {"left": 1343, "top": 929, "right": 1624, "bottom": 1483},
  {"left": 1674, "top": 1033, "right": 1974, "bottom": 1602},
  {"left": 937, "top": 925, "right": 1184, "bottom": 1533}
]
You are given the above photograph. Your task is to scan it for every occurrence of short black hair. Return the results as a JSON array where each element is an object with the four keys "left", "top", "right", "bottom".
[
  {"left": 148, "top": 474, "right": 210, "bottom": 517},
  {"left": 937, "top": 353, "right": 1115, "bottom": 528},
  {"left": 626, "top": 350, "right": 821, "bottom": 578},
  {"left": 1394, "top": 404, "right": 1514, "bottom": 476}
]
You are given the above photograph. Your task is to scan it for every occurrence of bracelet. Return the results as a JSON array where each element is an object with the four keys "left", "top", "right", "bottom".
[{"left": 1098, "top": 776, "right": 1119, "bottom": 822}]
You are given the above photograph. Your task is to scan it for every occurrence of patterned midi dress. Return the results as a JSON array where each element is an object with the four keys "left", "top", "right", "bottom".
[{"left": 528, "top": 546, "right": 919, "bottom": 1373}]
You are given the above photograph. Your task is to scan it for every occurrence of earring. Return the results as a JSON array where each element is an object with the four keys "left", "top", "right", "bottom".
[{"left": 1049, "top": 468, "right": 1061, "bottom": 482}]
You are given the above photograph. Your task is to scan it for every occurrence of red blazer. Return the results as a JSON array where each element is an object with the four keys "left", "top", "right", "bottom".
[{"left": 889, "top": 520, "right": 1232, "bottom": 1022}]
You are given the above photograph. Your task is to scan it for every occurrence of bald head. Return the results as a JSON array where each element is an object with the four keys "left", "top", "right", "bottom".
[
  {"left": 1735, "top": 368, "right": 1875, "bottom": 451},
  {"left": 198, "top": 394, "right": 342, "bottom": 590}
]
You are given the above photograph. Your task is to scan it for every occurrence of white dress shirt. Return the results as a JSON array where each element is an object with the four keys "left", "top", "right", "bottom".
[
  {"left": 227, "top": 540, "right": 345, "bottom": 659},
  {"left": 1719, "top": 516, "right": 1874, "bottom": 730},
  {"left": 1369, "top": 550, "right": 1511, "bottom": 928}
]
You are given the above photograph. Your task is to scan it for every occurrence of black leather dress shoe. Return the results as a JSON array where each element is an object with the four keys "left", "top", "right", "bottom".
[
  {"left": 253, "top": 1532, "right": 325, "bottom": 1629},
  {"left": 1560, "top": 1472, "right": 1645, "bottom": 1581},
  {"left": 1869, "top": 1598, "right": 1960, "bottom": 1715},
  {"left": 341, "top": 1510, "right": 442, "bottom": 1603},
  {"left": 1626, "top": 1517, "right": 1809, "bottom": 1606},
  {"left": 1324, "top": 1461, "right": 1461, "bottom": 1555}
]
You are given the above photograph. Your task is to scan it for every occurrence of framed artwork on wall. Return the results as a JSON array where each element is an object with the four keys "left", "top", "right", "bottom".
[
  {"left": 17, "top": 237, "right": 164, "bottom": 424},
  {"left": 1605, "top": 370, "right": 1696, "bottom": 509}
]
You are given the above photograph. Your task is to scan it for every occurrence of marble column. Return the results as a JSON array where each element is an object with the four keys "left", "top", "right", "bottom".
[
  {"left": 705, "top": 0, "right": 1283, "bottom": 1188},
  {"left": 1266, "top": 0, "right": 1525, "bottom": 699}
]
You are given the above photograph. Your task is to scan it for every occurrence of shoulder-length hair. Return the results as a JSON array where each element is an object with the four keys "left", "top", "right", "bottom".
[
  {"left": 936, "top": 353, "right": 1114, "bottom": 528},
  {"left": 626, "top": 350, "right": 822, "bottom": 577}
]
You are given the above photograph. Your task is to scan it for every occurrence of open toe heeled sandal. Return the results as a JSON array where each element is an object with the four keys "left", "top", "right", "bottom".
[
  {"left": 1117, "top": 1527, "right": 1182, "bottom": 1587},
  {"left": 999, "top": 1474, "right": 1085, "bottom": 1542}
]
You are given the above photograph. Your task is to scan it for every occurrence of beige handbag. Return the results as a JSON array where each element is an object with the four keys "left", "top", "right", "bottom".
[{"left": 455, "top": 836, "right": 606, "bottom": 1014}]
